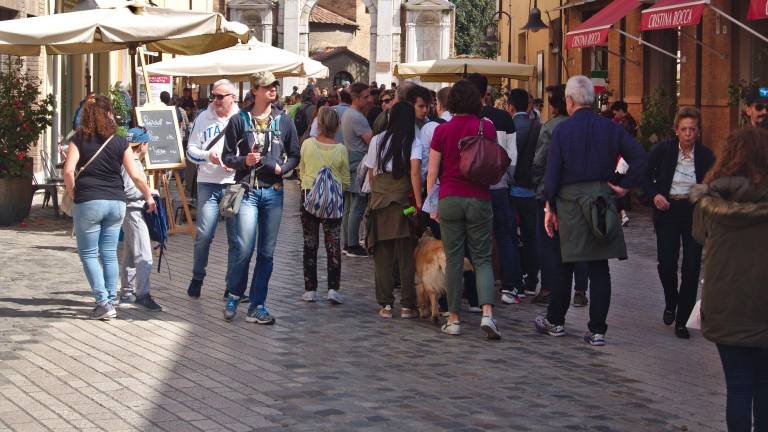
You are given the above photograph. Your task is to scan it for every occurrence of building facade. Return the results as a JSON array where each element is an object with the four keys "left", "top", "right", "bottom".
[{"left": 499, "top": 0, "right": 767, "bottom": 153}]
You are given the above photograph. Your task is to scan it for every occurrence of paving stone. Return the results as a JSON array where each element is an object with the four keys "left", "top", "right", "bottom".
[{"left": 0, "top": 185, "right": 727, "bottom": 431}]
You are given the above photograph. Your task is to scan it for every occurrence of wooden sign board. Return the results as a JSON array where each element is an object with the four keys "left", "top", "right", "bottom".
[{"left": 135, "top": 105, "right": 186, "bottom": 170}]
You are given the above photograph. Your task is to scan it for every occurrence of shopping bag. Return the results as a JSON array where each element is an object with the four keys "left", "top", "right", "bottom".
[{"left": 686, "top": 299, "right": 701, "bottom": 330}]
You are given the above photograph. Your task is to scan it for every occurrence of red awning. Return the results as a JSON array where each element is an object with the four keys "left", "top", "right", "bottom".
[
  {"left": 748, "top": 0, "right": 768, "bottom": 20},
  {"left": 565, "top": 0, "right": 641, "bottom": 49},
  {"left": 641, "top": 0, "right": 706, "bottom": 31}
]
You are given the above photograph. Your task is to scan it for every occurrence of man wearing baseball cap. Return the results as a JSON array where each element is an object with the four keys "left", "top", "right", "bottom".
[
  {"left": 118, "top": 127, "right": 162, "bottom": 311},
  {"left": 744, "top": 87, "right": 767, "bottom": 128},
  {"left": 221, "top": 71, "right": 300, "bottom": 324}
]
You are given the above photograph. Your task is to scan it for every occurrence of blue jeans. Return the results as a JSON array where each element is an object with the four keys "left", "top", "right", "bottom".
[
  {"left": 192, "top": 183, "right": 237, "bottom": 283},
  {"left": 491, "top": 189, "right": 523, "bottom": 292},
  {"left": 226, "top": 185, "right": 284, "bottom": 307},
  {"left": 717, "top": 344, "right": 768, "bottom": 432},
  {"left": 343, "top": 191, "right": 367, "bottom": 248},
  {"left": 73, "top": 200, "right": 126, "bottom": 305}
]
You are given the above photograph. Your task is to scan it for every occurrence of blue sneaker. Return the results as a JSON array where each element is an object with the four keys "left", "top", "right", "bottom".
[
  {"left": 245, "top": 305, "right": 275, "bottom": 325},
  {"left": 223, "top": 295, "right": 239, "bottom": 321}
]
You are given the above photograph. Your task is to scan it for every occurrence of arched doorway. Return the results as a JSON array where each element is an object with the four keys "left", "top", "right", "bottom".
[{"left": 333, "top": 71, "right": 354, "bottom": 87}]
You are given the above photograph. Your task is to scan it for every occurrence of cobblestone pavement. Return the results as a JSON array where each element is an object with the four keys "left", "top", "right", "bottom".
[{"left": 0, "top": 182, "right": 726, "bottom": 431}]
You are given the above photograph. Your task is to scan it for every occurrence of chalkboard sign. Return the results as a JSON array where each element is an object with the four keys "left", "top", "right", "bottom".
[{"left": 135, "top": 105, "right": 186, "bottom": 170}]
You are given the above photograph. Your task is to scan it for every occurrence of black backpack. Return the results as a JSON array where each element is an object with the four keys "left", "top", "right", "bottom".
[{"left": 294, "top": 102, "right": 312, "bottom": 137}]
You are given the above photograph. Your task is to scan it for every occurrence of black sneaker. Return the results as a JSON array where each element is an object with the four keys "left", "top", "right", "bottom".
[
  {"left": 135, "top": 294, "right": 162, "bottom": 311},
  {"left": 345, "top": 245, "right": 368, "bottom": 257},
  {"left": 187, "top": 279, "right": 202, "bottom": 298},
  {"left": 573, "top": 291, "right": 588, "bottom": 307}
]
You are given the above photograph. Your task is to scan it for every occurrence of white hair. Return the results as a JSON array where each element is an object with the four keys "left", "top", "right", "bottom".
[
  {"left": 212, "top": 79, "right": 237, "bottom": 94},
  {"left": 565, "top": 75, "right": 595, "bottom": 107}
]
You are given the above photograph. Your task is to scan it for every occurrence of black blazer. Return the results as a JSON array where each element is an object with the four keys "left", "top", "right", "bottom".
[{"left": 642, "top": 138, "right": 715, "bottom": 200}]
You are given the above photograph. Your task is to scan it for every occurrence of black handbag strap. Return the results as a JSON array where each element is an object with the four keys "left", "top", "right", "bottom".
[{"left": 204, "top": 125, "right": 228, "bottom": 151}]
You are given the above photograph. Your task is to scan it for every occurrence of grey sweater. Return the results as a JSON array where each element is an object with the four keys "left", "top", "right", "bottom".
[{"left": 121, "top": 155, "right": 146, "bottom": 209}]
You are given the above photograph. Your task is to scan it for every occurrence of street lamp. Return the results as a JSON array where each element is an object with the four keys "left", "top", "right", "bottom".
[
  {"left": 485, "top": 10, "right": 512, "bottom": 63},
  {"left": 522, "top": 0, "right": 548, "bottom": 32}
]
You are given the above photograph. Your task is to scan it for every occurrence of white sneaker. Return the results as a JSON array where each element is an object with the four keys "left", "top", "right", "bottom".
[
  {"left": 622, "top": 214, "right": 630, "bottom": 227},
  {"left": 441, "top": 320, "right": 461, "bottom": 335},
  {"left": 481, "top": 316, "right": 501, "bottom": 340},
  {"left": 467, "top": 306, "right": 482, "bottom": 313},
  {"left": 524, "top": 289, "right": 537, "bottom": 296},
  {"left": 327, "top": 289, "right": 344, "bottom": 305},
  {"left": 301, "top": 291, "right": 317, "bottom": 302},
  {"left": 501, "top": 292, "right": 520, "bottom": 305}
]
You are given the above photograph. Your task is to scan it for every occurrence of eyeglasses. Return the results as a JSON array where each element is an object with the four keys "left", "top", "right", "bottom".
[
  {"left": 381, "top": 98, "right": 393, "bottom": 104},
  {"left": 210, "top": 93, "right": 234, "bottom": 101}
]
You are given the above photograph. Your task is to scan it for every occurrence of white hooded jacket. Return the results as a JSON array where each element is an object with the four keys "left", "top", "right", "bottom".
[{"left": 186, "top": 103, "right": 239, "bottom": 184}]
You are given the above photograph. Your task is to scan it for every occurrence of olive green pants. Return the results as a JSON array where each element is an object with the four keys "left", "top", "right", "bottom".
[
  {"left": 374, "top": 237, "right": 416, "bottom": 308},
  {"left": 438, "top": 196, "right": 495, "bottom": 313}
]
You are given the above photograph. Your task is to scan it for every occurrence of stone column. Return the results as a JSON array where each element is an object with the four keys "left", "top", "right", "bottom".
[
  {"left": 280, "top": 0, "right": 303, "bottom": 96},
  {"left": 440, "top": 14, "right": 451, "bottom": 59},
  {"left": 406, "top": 22, "right": 417, "bottom": 62}
]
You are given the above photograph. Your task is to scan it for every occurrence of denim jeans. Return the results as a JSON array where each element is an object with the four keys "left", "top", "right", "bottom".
[
  {"left": 491, "top": 189, "right": 523, "bottom": 292},
  {"left": 342, "top": 191, "right": 367, "bottom": 248},
  {"left": 192, "top": 183, "right": 237, "bottom": 283},
  {"left": 73, "top": 200, "right": 126, "bottom": 305},
  {"left": 717, "top": 344, "right": 768, "bottom": 432},
  {"left": 226, "top": 185, "right": 284, "bottom": 308}
]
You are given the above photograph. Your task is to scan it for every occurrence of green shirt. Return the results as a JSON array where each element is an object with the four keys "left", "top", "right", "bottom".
[{"left": 298, "top": 138, "right": 350, "bottom": 191}]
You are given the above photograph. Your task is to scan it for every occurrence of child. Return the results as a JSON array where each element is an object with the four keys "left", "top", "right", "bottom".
[{"left": 118, "top": 127, "right": 162, "bottom": 311}]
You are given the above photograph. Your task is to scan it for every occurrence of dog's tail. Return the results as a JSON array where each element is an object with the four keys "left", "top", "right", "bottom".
[{"left": 437, "top": 252, "right": 474, "bottom": 273}]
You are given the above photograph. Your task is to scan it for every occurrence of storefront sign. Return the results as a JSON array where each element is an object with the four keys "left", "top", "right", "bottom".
[
  {"left": 641, "top": 3, "right": 705, "bottom": 30},
  {"left": 566, "top": 29, "right": 610, "bottom": 49},
  {"left": 748, "top": 0, "right": 768, "bottom": 20}
]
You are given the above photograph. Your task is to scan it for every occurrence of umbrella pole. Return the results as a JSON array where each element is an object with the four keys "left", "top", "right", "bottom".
[
  {"left": 130, "top": 46, "right": 138, "bottom": 124},
  {"left": 137, "top": 46, "right": 152, "bottom": 104}
]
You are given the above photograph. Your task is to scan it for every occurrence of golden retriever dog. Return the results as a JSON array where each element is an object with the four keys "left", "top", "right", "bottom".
[{"left": 414, "top": 232, "right": 473, "bottom": 323}]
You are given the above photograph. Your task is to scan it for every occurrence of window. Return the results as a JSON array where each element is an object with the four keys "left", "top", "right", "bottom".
[{"left": 333, "top": 71, "right": 354, "bottom": 87}]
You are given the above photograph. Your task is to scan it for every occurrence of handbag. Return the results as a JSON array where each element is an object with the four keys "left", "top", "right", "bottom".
[
  {"left": 60, "top": 134, "right": 115, "bottom": 217},
  {"left": 457, "top": 119, "right": 511, "bottom": 186},
  {"left": 219, "top": 168, "right": 255, "bottom": 218}
]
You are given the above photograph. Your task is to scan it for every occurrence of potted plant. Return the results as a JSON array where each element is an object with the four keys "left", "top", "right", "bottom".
[
  {"left": 0, "top": 57, "right": 56, "bottom": 225},
  {"left": 638, "top": 88, "right": 676, "bottom": 151}
]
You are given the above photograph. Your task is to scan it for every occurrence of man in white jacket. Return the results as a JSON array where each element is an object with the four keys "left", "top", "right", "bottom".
[{"left": 186, "top": 79, "right": 241, "bottom": 298}]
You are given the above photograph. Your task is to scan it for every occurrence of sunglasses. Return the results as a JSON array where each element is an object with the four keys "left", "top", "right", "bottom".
[
  {"left": 210, "top": 93, "right": 234, "bottom": 101},
  {"left": 381, "top": 98, "right": 393, "bottom": 104}
]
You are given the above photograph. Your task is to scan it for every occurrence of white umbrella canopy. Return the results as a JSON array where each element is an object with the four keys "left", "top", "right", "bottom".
[
  {"left": 141, "top": 38, "right": 329, "bottom": 84},
  {"left": 394, "top": 58, "right": 535, "bottom": 83},
  {"left": 0, "top": 0, "right": 249, "bottom": 56}
]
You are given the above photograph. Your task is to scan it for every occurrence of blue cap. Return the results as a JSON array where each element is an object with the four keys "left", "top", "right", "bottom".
[{"left": 127, "top": 127, "right": 151, "bottom": 144}]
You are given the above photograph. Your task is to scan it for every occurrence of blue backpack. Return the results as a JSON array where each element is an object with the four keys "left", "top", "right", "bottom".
[
  {"left": 303, "top": 141, "right": 344, "bottom": 219},
  {"left": 142, "top": 194, "right": 170, "bottom": 275}
]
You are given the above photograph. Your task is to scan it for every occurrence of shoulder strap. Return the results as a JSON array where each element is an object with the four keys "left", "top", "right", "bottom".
[
  {"left": 478, "top": 118, "right": 485, "bottom": 136},
  {"left": 75, "top": 134, "right": 115, "bottom": 179},
  {"left": 205, "top": 124, "right": 228, "bottom": 151}
]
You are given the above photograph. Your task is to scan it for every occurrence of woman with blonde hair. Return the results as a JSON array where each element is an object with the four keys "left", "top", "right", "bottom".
[
  {"left": 63, "top": 95, "right": 156, "bottom": 320},
  {"left": 691, "top": 126, "right": 768, "bottom": 432},
  {"left": 298, "top": 106, "right": 350, "bottom": 304}
]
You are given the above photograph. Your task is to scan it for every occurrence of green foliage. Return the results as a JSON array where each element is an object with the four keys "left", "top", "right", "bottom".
[
  {"left": 637, "top": 88, "right": 676, "bottom": 151},
  {"left": 0, "top": 58, "right": 56, "bottom": 178},
  {"left": 108, "top": 84, "right": 130, "bottom": 136},
  {"left": 454, "top": 0, "right": 497, "bottom": 57}
]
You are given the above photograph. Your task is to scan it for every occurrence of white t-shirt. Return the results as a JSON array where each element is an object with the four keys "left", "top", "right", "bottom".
[{"left": 363, "top": 132, "right": 422, "bottom": 176}]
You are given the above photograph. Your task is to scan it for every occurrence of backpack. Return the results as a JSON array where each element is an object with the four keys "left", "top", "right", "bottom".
[
  {"left": 513, "top": 121, "right": 542, "bottom": 189},
  {"left": 294, "top": 102, "right": 312, "bottom": 138},
  {"left": 303, "top": 141, "right": 344, "bottom": 219},
  {"left": 458, "top": 118, "right": 511, "bottom": 186},
  {"left": 142, "top": 195, "right": 170, "bottom": 275}
]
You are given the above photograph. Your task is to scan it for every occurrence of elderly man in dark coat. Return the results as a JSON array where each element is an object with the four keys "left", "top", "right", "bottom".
[{"left": 534, "top": 75, "right": 647, "bottom": 346}]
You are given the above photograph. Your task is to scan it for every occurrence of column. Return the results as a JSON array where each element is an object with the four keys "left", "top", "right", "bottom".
[
  {"left": 440, "top": 16, "right": 451, "bottom": 59},
  {"left": 281, "top": 0, "right": 302, "bottom": 97},
  {"left": 406, "top": 22, "right": 417, "bottom": 63}
]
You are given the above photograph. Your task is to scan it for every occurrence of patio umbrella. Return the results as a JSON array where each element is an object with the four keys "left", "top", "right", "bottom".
[
  {"left": 0, "top": 0, "right": 249, "bottom": 56},
  {"left": 394, "top": 58, "right": 535, "bottom": 83},
  {"left": 141, "top": 37, "right": 330, "bottom": 84}
]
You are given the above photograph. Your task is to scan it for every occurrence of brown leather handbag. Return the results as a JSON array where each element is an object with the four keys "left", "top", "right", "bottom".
[{"left": 458, "top": 119, "right": 511, "bottom": 186}]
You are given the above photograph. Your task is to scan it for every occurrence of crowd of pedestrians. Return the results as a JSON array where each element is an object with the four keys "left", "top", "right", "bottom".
[{"left": 61, "top": 72, "right": 767, "bottom": 432}]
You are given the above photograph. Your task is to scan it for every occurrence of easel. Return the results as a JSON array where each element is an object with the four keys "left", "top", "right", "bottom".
[{"left": 148, "top": 168, "right": 195, "bottom": 238}]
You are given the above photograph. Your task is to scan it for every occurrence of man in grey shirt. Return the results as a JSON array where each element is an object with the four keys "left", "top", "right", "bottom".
[{"left": 341, "top": 82, "right": 374, "bottom": 257}]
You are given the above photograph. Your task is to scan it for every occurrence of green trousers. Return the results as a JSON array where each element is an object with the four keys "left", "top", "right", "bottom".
[{"left": 438, "top": 196, "right": 495, "bottom": 313}]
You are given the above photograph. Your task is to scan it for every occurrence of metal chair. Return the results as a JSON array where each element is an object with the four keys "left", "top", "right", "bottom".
[{"left": 31, "top": 149, "right": 64, "bottom": 217}]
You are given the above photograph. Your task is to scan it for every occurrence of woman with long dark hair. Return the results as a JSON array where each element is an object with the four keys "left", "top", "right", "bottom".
[
  {"left": 363, "top": 101, "right": 423, "bottom": 318},
  {"left": 690, "top": 126, "right": 768, "bottom": 431},
  {"left": 63, "top": 95, "right": 156, "bottom": 320}
]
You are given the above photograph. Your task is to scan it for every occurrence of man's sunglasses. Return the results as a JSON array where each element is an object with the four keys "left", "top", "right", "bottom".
[
  {"left": 210, "top": 93, "right": 234, "bottom": 101},
  {"left": 381, "top": 98, "right": 393, "bottom": 104}
]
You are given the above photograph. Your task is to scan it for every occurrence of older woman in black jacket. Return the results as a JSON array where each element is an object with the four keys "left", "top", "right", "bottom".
[{"left": 643, "top": 107, "right": 714, "bottom": 339}]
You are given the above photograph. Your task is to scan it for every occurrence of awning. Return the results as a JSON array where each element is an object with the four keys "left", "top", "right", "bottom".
[
  {"left": 548, "top": 0, "right": 598, "bottom": 12},
  {"left": 748, "top": 0, "right": 768, "bottom": 20},
  {"left": 565, "top": 0, "right": 641, "bottom": 49},
  {"left": 640, "top": 0, "right": 706, "bottom": 31}
]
